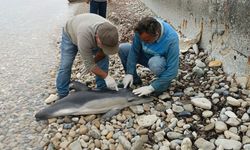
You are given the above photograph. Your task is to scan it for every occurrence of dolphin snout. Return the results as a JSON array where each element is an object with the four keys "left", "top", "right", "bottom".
[{"left": 35, "top": 110, "right": 50, "bottom": 121}]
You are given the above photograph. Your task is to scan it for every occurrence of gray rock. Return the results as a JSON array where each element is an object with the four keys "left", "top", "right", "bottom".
[
  {"left": 170, "top": 140, "right": 182, "bottom": 149},
  {"left": 216, "top": 145, "right": 224, "bottom": 150},
  {"left": 183, "top": 124, "right": 191, "bottom": 129},
  {"left": 94, "top": 139, "right": 101, "bottom": 148},
  {"left": 225, "top": 111, "right": 238, "bottom": 118},
  {"left": 191, "top": 98, "right": 212, "bottom": 109},
  {"left": 181, "top": 137, "right": 192, "bottom": 150},
  {"left": 136, "top": 115, "right": 158, "bottom": 127},
  {"left": 215, "top": 88, "right": 225, "bottom": 95},
  {"left": 116, "top": 143, "right": 125, "bottom": 150},
  {"left": 246, "top": 130, "right": 250, "bottom": 137},
  {"left": 125, "top": 117, "right": 134, "bottom": 128},
  {"left": 173, "top": 92, "right": 184, "bottom": 97},
  {"left": 242, "top": 113, "right": 250, "bottom": 122},
  {"left": 81, "top": 135, "right": 89, "bottom": 142},
  {"left": 220, "top": 114, "right": 229, "bottom": 121},
  {"left": 153, "top": 144, "right": 160, "bottom": 150},
  {"left": 101, "top": 129, "right": 109, "bottom": 136},
  {"left": 68, "top": 140, "right": 82, "bottom": 150},
  {"left": 166, "top": 132, "right": 183, "bottom": 140},
  {"left": 224, "top": 130, "right": 241, "bottom": 141},
  {"left": 184, "top": 87, "right": 195, "bottom": 96},
  {"left": 247, "top": 107, "right": 250, "bottom": 114},
  {"left": 172, "top": 104, "right": 184, "bottom": 113},
  {"left": 60, "top": 141, "right": 70, "bottom": 149},
  {"left": 63, "top": 123, "right": 73, "bottom": 129},
  {"left": 195, "top": 59, "right": 206, "bottom": 68},
  {"left": 242, "top": 89, "right": 250, "bottom": 95},
  {"left": 227, "top": 96, "right": 241, "bottom": 106},
  {"left": 223, "top": 90, "right": 230, "bottom": 96},
  {"left": 240, "top": 125, "right": 248, "bottom": 133},
  {"left": 226, "top": 118, "right": 241, "bottom": 126},
  {"left": 154, "top": 131, "right": 165, "bottom": 142},
  {"left": 202, "top": 110, "right": 213, "bottom": 118},
  {"left": 215, "top": 121, "right": 228, "bottom": 133},
  {"left": 244, "top": 144, "right": 250, "bottom": 150},
  {"left": 113, "top": 131, "right": 123, "bottom": 139},
  {"left": 159, "top": 146, "right": 170, "bottom": 150},
  {"left": 159, "top": 92, "right": 171, "bottom": 100},
  {"left": 192, "top": 66, "right": 205, "bottom": 77},
  {"left": 204, "top": 122, "right": 215, "bottom": 131},
  {"left": 155, "top": 103, "right": 167, "bottom": 112},
  {"left": 183, "top": 73, "right": 192, "bottom": 80},
  {"left": 88, "top": 129, "right": 101, "bottom": 139},
  {"left": 183, "top": 104, "right": 194, "bottom": 112},
  {"left": 129, "top": 105, "right": 144, "bottom": 114},
  {"left": 47, "top": 143, "right": 55, "bottom": 150},
  {"left": 194, "top": 138, "right": 215, "bottom": 150},
  {"left": 119, "top": 136, "right": 132, "bottom": 150},
  {"left": 243, "top": 136, "right": 250, "bottom": 144},
  {"left": 229, "top": 87, "right": 239, "bottom": 92},
  {"left": 101, "top": 139, "right": 110, "bottom": 150},
  {"left": 168, "top": 118, "right": 178, "bottom": 129},
  {"left": 211, "top": 93, "right": 220, "bottom": 99},
  {"left": 131, "top": 135, "right": 148, "bottom": 150},
  {"left": 71, "top": 117, "right": 79, "bottom": 122},
  {"left": 215, "top": 139, "right": 242, "bottom": 150},
  {"left": 228, "top": 127, "right": 238, "bottom": 134}
]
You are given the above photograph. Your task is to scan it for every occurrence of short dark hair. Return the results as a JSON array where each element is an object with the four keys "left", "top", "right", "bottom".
[{"left": 134, "top": 17, "right": 161, "bottom": 36}]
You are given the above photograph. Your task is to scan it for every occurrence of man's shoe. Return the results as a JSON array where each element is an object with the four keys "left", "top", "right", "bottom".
[{"left": 45, "top": 94, "right": 66, "bottom": 104}]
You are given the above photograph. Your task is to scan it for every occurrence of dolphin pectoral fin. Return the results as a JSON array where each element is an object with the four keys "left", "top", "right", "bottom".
[
  {"left": 69, "top": 80, "right": 90, "bottom": 92},
  {"left": 101, "top": 109, "right": 121, "bottom": 121}
]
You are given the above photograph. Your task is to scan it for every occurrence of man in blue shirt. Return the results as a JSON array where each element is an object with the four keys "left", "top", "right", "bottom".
[{"left": 119, "top": 17, "right": 179, "bottom": 96}]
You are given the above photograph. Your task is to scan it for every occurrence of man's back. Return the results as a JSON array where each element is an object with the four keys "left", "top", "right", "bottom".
[{"left": 64, "top": 13, "right": 108, "bottom": 45}]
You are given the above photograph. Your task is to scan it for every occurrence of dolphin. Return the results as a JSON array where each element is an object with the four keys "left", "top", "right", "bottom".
[{"left": 35, "top": 81, "right": 154, "bottom": 120}]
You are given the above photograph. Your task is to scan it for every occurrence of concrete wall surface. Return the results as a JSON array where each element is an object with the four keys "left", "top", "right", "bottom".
[{"left": 140, "top": 0, "right": 249, "bottom": 80}]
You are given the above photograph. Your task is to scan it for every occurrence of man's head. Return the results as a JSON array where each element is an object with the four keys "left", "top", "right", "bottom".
[
  {"left": 96, "top": 22, "right": 119, "bottom": 55},
  {"left": 135, "top": 17, "right": 161, "bottom": 43}
]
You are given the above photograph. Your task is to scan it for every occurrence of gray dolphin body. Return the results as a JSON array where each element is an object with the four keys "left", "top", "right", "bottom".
[{"left": 35, "top": 81, "right": 153, "bottom": 120}]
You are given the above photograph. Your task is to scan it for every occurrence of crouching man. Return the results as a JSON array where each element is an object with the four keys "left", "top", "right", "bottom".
[
  {"left": 56, "top": 13, "right": 119, "bottom": 99},
  {"left": 119, "top": 17, "right": 179, "bottom": 96}
]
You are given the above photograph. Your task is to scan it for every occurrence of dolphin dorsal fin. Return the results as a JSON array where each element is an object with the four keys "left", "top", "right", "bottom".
[{"left": 69, "top": 81, "right": 91, "bottom": 92}]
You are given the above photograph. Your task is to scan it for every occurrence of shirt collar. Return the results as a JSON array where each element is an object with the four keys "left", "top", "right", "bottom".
[{"left": 155, "top": 19, "right": 164, "bottom": 43}]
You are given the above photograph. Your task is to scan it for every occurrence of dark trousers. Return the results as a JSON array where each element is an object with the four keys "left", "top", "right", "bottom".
[{"left": 90, "top": 0, "right": 107, "bottom": 18}]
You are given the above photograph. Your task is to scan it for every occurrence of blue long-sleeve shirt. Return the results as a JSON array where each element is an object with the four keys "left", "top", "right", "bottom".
[{"left": 126, "top": 18, "right": 179, "bottom": 92}]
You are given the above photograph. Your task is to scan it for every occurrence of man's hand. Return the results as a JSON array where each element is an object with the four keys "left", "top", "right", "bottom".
[
  {"left": 133, "top": 85, "right": 155, "bottom": 97},
  {"left": 122, "top": 74, "right": 133, "bottom": 88},
  {"left": 104, "top": 75, "right": 119, "bottom": 91}
]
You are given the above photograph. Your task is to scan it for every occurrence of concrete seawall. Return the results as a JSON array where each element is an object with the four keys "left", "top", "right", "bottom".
[{"left": 140, "top": 0, "right": 250, "bottom": 85}]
